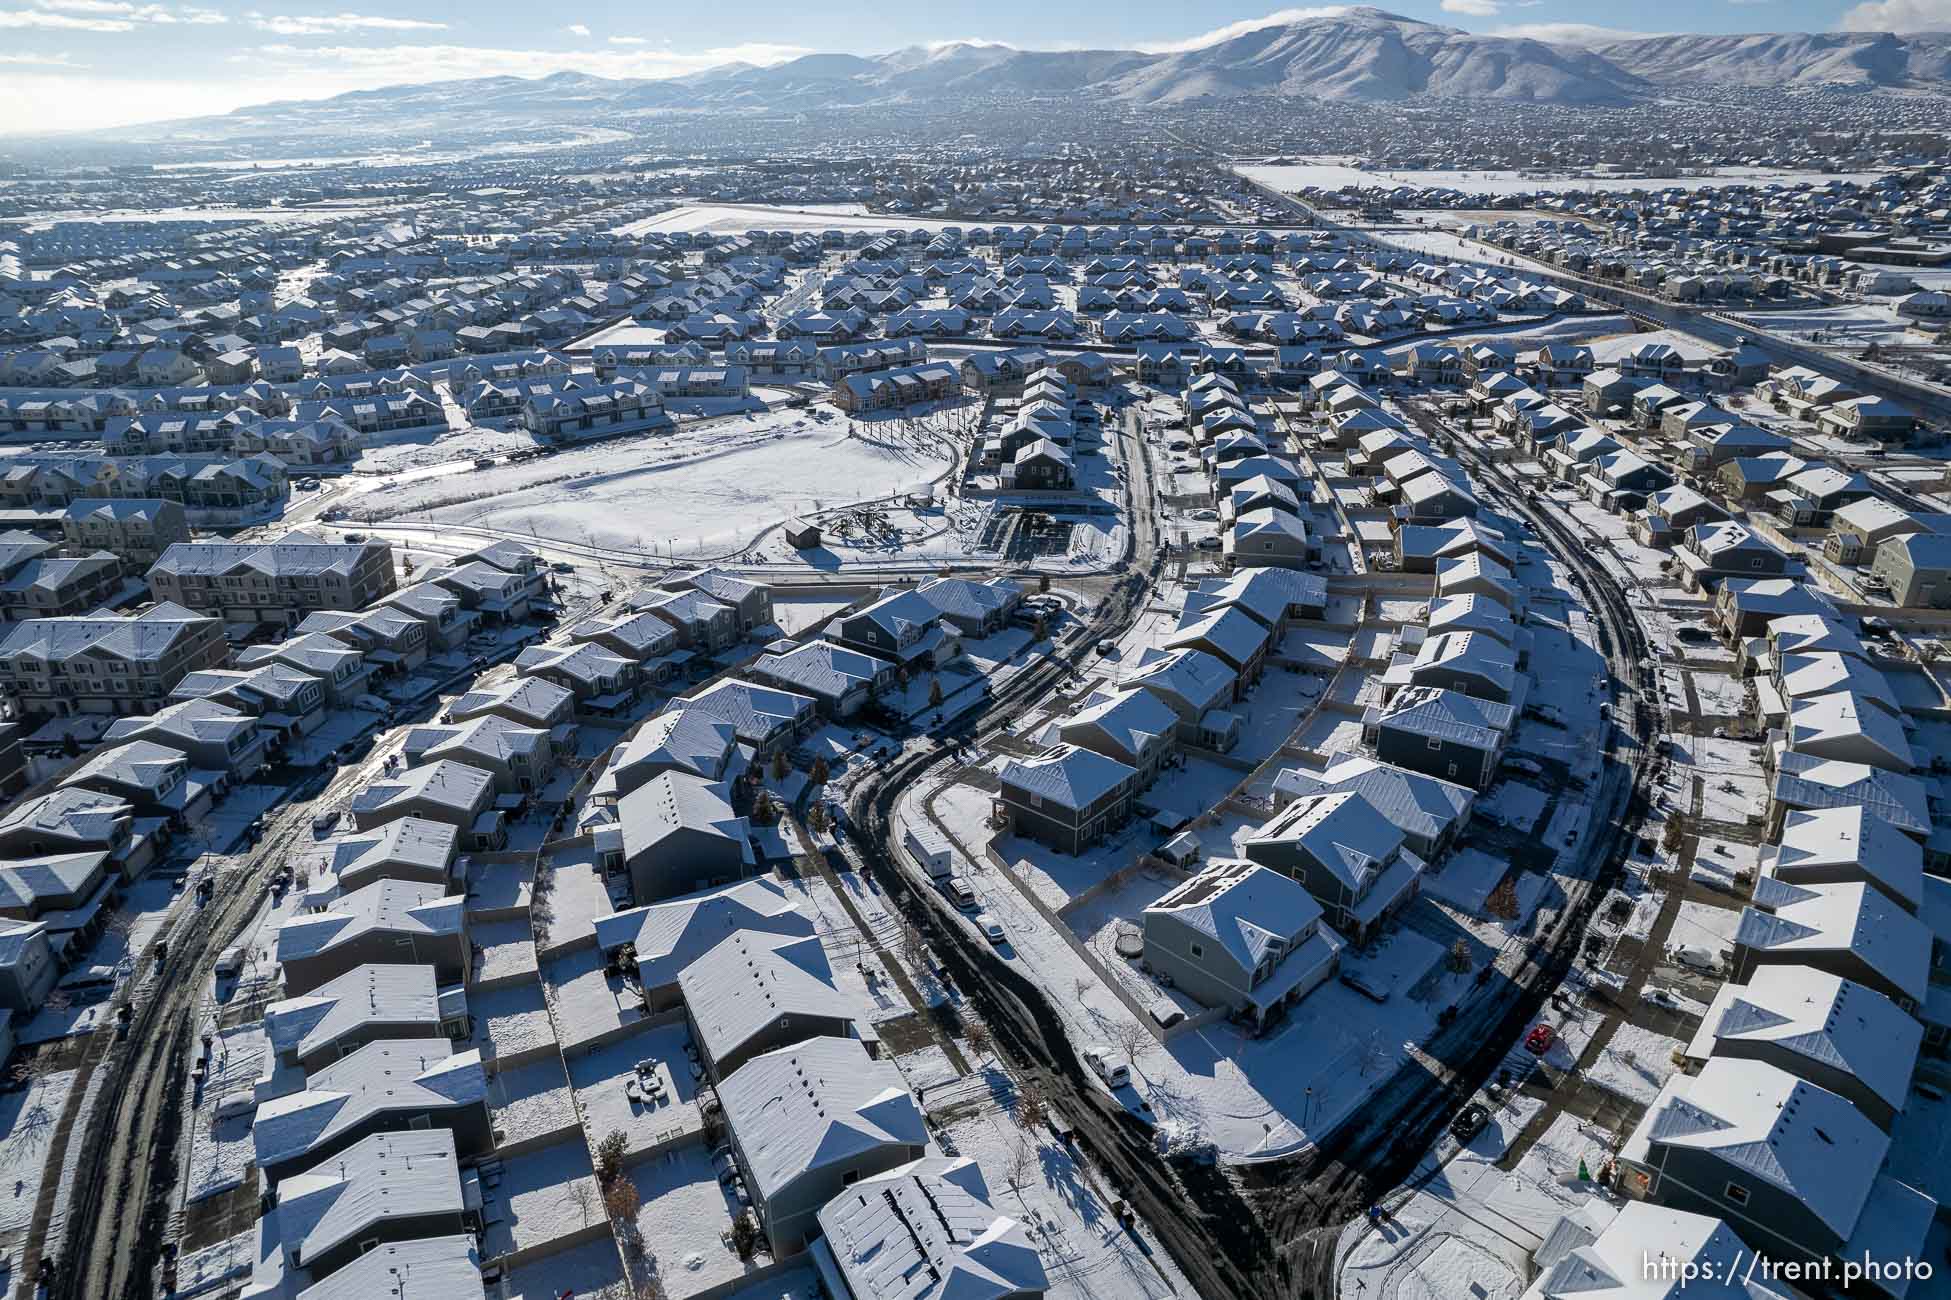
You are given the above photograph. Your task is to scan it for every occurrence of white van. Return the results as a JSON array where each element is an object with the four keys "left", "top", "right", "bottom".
[
  {"left": 945, "top": 877, "right": 977, "bottom": 910},
  {"left": 1669, "top": 944, "right": 1721, "bottom": 976},
  {"left": 215, "top": 946, "right": 248, "bottom": 978},
  {"left": 1084, "top": 1050, "right": 1131, "bottom": 1089}
]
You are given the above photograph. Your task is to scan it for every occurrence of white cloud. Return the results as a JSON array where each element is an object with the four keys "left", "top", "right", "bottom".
[
  {"left": 0, "top": 49, "right": 81, "bottom": 63},
  {"left": 1838, "top": 0, "right": 1951, "bottom": 30},
  {"left": 0, "top": 9, "right": 132, "bottom": 30},
  {"left": 1490, "top": 21, "right": 1661, "bottom": 44},
  {"left": 25, "top": 0, "right": 224, "bottom": 20},
  {"left": 607, "top": 35, "right": 646, "bottom": 45},
  {"left": 247, "top": 11, "right": 449, "bottom": 36},
  {"left": 1135, "top": 7, "right": 1353, "bottom": 54},
  {"left": 564, "top": 23, "right": 589, "bottom": 37},
  {"left": 1442, "top": 0, "right": 1502, "bottom": 15}
]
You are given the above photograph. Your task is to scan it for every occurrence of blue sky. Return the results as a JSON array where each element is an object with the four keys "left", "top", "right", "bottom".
[{"left": 0, "top": 1, "right": 1943, "bottom": 135}]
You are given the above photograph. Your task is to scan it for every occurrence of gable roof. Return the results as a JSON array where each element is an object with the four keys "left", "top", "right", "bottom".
[{"left": 716, "top": 1036, "right": 924, "bottom": 1200}]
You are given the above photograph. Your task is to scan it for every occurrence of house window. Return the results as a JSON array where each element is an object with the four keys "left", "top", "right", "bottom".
[
  {"left": 1722, "top": 1181, "right": 1749, "bottom": 1206},
  {"left": 1426, "top": 737, "right": 1443, "bottom": 750},
  {"left": 1189, "top": 942, "right": 1204, "bottom": 959}
]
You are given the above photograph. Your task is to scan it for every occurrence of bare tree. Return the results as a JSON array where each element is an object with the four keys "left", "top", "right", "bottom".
[
  {"left": 1110, "top": 1019, "right": 1151, "bottom": 1079},
  {"left": 568, "top": 1177, "right": 597, "bottom": 1227},
  {"left": 1004, "top": 1136, "right": 1037, "bottom": 1195},
  {"left": 964, "top": 1020, "right": 992, "bottom": 1059},
  {"left": 606, "top": 1178, "right": 642, "bottom": 1236},
  {"left": 898, "top": 920, "right": 928, "bottom": 973},
  {"left": 1015, "top": 1077, "right": 1048, "bottom": 1132}
]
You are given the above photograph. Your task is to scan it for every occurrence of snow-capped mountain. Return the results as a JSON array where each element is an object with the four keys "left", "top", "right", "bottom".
[{"left": 90, "top": 7, "right": 1951, "bottom": 149}]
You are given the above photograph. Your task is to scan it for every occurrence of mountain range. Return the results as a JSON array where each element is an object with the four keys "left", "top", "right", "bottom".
[{"left": 105, "top": 7, "right": 1951, "bottom": 147}]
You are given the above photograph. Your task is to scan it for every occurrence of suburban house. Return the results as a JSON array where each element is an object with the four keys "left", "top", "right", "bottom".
[
  {"left": 147, "top": 532, "right": 398, "bottom": 630},
  {"left": 274, "top": 878, "right": 469, "bottom": 996},
  {"left": 590, "top": 878, "right": 813, "bottom": 1012},
  {"left": 993, "top": 744, "right": 1139, "bottom": 855},
  {"left": 1365, "top": 685, "right": 1515, "bottom": 790},
  {"left": 716, "top": 1036, "right": 926, "bottom": 1256},
  {"left": 1243, "top": 791, "right": 1425, "bottom": 942},
  {"left": 812, "top": 1156, "right": 1047, "bottom": 1300},
  {"left": 251, "top": 1038, "right": 489, "bottom": 1182},
  {"left": 1142, "top": 858, "right": 1345, "bottom": 1030},
  {"left": 679, "top": 924, "right": 859, "bottom": 1082},
  {"left": 1619, "top": 1056, "right": 1934, "bottom": 1289},
  {"left": 604, "top": 769, "right": 754, "bottom": 904},
  {"left": 0, "top": 602, "right": 227, "bottom": 718}
]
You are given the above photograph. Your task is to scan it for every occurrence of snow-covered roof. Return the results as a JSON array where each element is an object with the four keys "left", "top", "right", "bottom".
[
  {"left": 751, "top": 639, "right": 888, "bottom": 701},
  {"left": 1765, "top": 804, "right": 1922, "bottom": 912},
  {"left": 1685, "top": 965, "right": 1920, "bottom": 1120},
  {"left": 1120, "top": 647, "right": 1235, "bottom": 716},
  {"left": 1162, "top": 605, "right": 1269, "bottom": 672},
  {"left": 617, "top": 769, "right": 751, "bottom": 865},
  {"left": 608, "top": 706, "right": 737, "bottom": 786},
  {"left": 1532, "top": 1201, "right": 1795, "bottom": 1299},
  {"left": 1245, "top": 790, "right": 1404, "bottom": 896},
  {"left": 248, "top": 1129, "right": 463, "bottom": 1298},
  {"left": 1145, "top": 858, "right": 1327, "bottom": 977},
  {"left": 1783, "top": 691, "right": 1913, "bottom": 772},
  {"left": 1737, "top": 878, "right": 1931, "bottom": 1006},
  {"left": 253, "top": 1038, "right": 484, "bottom": 1176},
  {"left": 293, "top": 1234, "right": 480, "bottom": 1300},
  {"left": 350, "top": 760, "right": 493, "bottom": 823},
  {"left": 274, "top": 879, "right": 465, "bottom": 971},
  {"left": 997, "top": 743, "right": 1137, "bottom": 813},
  {"left": 679, "top": 929, "right": 851, "bottom": 1070},
  {"left": 717, "top": 1036, "right": 924, "bottom": 1203},
  {"left": 679, "top": 677, "right": 816, "bottom": 745},
  {"left": 817, "top": 1155, "right": 1046, "bottom": 1300},
  {"left": 1629, "top": 1056, "right": 1888, "bottom": 1244},
  {"left": 1058, "top": 687, "right": 1177, "bottom": 762},
  {"left": 1374, "top": 685, "right": 1514, "bottom": 750},
  {"left": 1271, "top": 757, "right": 1472, "bottom": 846},
  {"left": 592, "top": 878, "right": 813, "bottom": 989},
  {"left": 1772, "top": 752, "right": 1929, "bottom": 837},
  {"left": 264, "top": 963, "right": 444, "bottom": 1068}
]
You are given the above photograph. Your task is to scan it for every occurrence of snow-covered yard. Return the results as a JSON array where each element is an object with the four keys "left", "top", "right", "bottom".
[{"left": 1582, "top": 1021, "right": 1683, "bottom": 1107}]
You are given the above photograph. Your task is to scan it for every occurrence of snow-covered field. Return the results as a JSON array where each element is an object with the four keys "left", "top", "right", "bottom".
[
  {"left": 374, "top": 414, "right": 950, "bottom": 558},
  {"left": 614, "top": 201, "right": 961, "bottom": 236}
]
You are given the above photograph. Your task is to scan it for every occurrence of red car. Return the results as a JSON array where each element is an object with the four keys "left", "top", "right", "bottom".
[{"left": 1524, "top": 1023, "right": 1556, "bottom": 1055}]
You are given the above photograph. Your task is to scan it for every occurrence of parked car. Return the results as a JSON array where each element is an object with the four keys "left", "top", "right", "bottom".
[
  {"left": 1643, "top": 987, "right": 1685, "bottom": 1013},
  {"left": 1450, "top": 1102, "right": 1490, "bottom": 1142},
  {"left": 1523, "top": 1023, "right": 1555, "bottom": 1055},
  {"left": 945, "top": 877, "right": 977, "bottom": 909},
  {"left": 311, "top": 809, "right": 341, "bottom": 837},
  {"left": 1669, "top": 944, "right": 1722, "bottom": 976},
  {"left": 975, "top": 913, "right": 1006, "bottom": 945}
]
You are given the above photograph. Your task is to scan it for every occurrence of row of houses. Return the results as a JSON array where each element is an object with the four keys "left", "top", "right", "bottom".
[{"left": 1613, "top": 596, "right": 1951, "bottom": 1292}]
